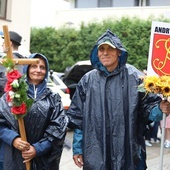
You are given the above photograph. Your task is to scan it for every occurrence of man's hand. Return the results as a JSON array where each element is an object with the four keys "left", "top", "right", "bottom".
[
  {"left": 73, "top": 154, "right": 83, "bottom": 168},
  {"left": 160, "top": 100, "right": 170, "bottom": 114}
]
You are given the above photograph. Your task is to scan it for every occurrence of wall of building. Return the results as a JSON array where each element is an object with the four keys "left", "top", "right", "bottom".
[
  {"left": 0, "top": 0, "right": 32, "bottom": 54},
  {"left": 55, "top": 6, "right": 170, "bottom": 29}
]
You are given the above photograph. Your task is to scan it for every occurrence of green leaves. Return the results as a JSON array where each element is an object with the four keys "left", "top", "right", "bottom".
[
  {"left": 137, "top": 83, "right": 146, "bottom": 92},
  {"left": 30, "top": 16, "right": 170, "bottom": 72},
  {"left": 2, "top": 56, "right": 15, "bottom": 70}
]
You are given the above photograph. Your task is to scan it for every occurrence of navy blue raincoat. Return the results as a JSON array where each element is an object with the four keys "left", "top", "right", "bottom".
[{"left": 67, "top": 30, "right": 162, "bottom": 170}]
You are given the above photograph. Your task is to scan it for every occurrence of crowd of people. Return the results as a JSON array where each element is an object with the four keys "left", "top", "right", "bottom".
[{"left": 0, "top": 30, "right": 170, "bottom": 170}]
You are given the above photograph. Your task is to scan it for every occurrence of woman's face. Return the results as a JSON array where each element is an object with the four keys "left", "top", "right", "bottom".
[{"left": 28, "top": 58, "right": 46, "bottom": 85}]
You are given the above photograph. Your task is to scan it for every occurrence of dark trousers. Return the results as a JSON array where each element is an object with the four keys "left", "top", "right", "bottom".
[
  {"left": 0, "top": 162, "right": 3, "bottom": 170},
  {"left": 137, "top": 151, "right": 147, "bottom": 170},
  {"left": 150, "top": 122, "right": 160, "bottom": 140}
]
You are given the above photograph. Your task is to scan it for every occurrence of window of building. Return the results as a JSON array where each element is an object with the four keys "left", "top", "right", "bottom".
[
  {"left": 98, "top": 0, "right": 112, "bottom": 7},
  {"left": 0, "top": 0, "right": 7, "bottom": 19},
  {"left": 135, "top": 0, "right": 149, "bottom": 6}
]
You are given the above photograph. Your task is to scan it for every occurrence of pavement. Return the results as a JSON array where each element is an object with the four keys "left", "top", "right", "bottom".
[
  {"left": 146, "top": 142, "right": 170, "bottom": 170},
  {"left": 59, "top": 130, "right": 170, "bottom": 170},
  {"left": 60, "top": 130, "right": 81, "bottom": 170}
]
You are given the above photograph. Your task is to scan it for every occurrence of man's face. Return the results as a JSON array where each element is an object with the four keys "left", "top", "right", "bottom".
[
  {"left": 1, "top": 39, "right": 5, "bottom": 52},
  {"left": 98, "top": 44, "right": 121, "bottom": 72},
  {"left": 1, "top": 40, "right": 13, "bottom": 52}
]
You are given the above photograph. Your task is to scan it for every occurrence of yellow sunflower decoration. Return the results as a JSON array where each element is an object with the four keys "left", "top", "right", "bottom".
[{"left": 138, "top": 75, "right": 170, "bottom": 97}]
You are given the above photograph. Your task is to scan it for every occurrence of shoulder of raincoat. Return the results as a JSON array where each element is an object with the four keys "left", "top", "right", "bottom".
[
  {"left": 0, "top": 53, "right": 68, "bottom": 170},
  {"left": 67, "top": 30, "right": 162, "bottom": 170}
]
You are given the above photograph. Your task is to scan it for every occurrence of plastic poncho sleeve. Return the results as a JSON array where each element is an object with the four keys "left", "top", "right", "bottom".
[
  {"left": 44, "top": 93, "right": 68, "bottom": 140},
  {"left": 67, "top": 78, "right": 85, "bottom": 130},
  {"left": 32, "top": 140, "right": 52, "bottom": 157},
  {"left": 73, "top": 129, "right": 83, "bottom": 155},
  {"left": 0, "top": 125, "right": 19, "bottom": 146}
]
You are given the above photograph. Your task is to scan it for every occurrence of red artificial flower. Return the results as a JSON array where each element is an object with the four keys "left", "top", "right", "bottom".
[
  {"left": 4, "top": 81, "right": 13, "bottom": 92},
  {"left": 11, "top": 102, "right": 27, "bottom": 115},
  {"left": 6, "top": 92, "right": 12, "bottom": 102},
  {"left": 6, "top": 70, "right": 22, "bottom": 83}
]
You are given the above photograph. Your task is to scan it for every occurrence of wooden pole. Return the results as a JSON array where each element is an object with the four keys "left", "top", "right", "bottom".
[
  {"left": 2, "top": 25, "right": 13, "bottom": 59},
  {"left": 18, "top": 118, "right": 31, "bottom": 170},
  {"left": 0, "top": 58, "right": 39, "bottom": 65},
  {"left": 159, "top": 113, "right": 166, "bottom": 170}
]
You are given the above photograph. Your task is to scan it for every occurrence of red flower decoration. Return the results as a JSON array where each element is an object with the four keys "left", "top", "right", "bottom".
[
  {"left": 3, "top": 57, "right": 33, "bottom": 119},
  {"left": 4, "top": 81, "right": 13, "bottom": 92},
  {"left": 6, "top": 70, "right": 22, "bottom": 83},
  {"left": 11, "top": 102, "right": 27, "bottom": 115},
  {"left": 6, "top": 92, "right": 12, "bottom": 102}
]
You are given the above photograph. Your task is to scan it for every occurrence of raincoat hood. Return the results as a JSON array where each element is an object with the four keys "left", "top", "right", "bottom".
[
  {"left": 90, "top": 30, "right": 128, "bottom": 74},
  {"left": 24, "top": 53, "right": 49, "bottom": 98}
]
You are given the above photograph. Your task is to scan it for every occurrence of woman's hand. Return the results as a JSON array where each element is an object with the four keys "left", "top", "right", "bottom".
[
  {"left": 13, "top": 137, "right": 30, "bottom": 151},
  {"left": 22, "top": 145, "right": 36, "bottom": 163}
]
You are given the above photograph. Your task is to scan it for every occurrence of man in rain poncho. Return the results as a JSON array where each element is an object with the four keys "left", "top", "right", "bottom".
[{"left": 67, "top": 30, "right": 170, "bottom": 170}]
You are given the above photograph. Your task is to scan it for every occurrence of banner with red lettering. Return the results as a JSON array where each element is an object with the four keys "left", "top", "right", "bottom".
[{"left": 147, "top": 21, "right": 170, "bottom": 76}]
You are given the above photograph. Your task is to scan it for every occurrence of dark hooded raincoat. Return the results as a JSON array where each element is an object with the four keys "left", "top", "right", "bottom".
[
  {"left": 67, "top": 30, "right": 161, "bottom": 170},
  {"left": 0, "top": 53, "right": 68, "bottom": 170}
]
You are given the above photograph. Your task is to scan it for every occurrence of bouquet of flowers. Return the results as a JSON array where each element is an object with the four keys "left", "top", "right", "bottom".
[
  {"left": 3, "top": 57, "right": 33, "bottom": 119},
  {"left": 138, "top": 75, "right": 170, "bottom": 98}
]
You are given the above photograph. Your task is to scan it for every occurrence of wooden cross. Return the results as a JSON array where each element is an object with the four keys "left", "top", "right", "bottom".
[{"left": 0, "top": 25, "right": 39, "bottom": 170}]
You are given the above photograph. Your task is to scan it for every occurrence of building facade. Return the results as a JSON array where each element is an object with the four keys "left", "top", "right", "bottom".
[
  {"left": 65, "top": 0, "right": 170, "bottom": 8},
  {"left": 0, "top": 0, "right": 32, "bottom": 54},
  {"left": 60, "top": 1, "right": 170, "bottom": 29}
]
